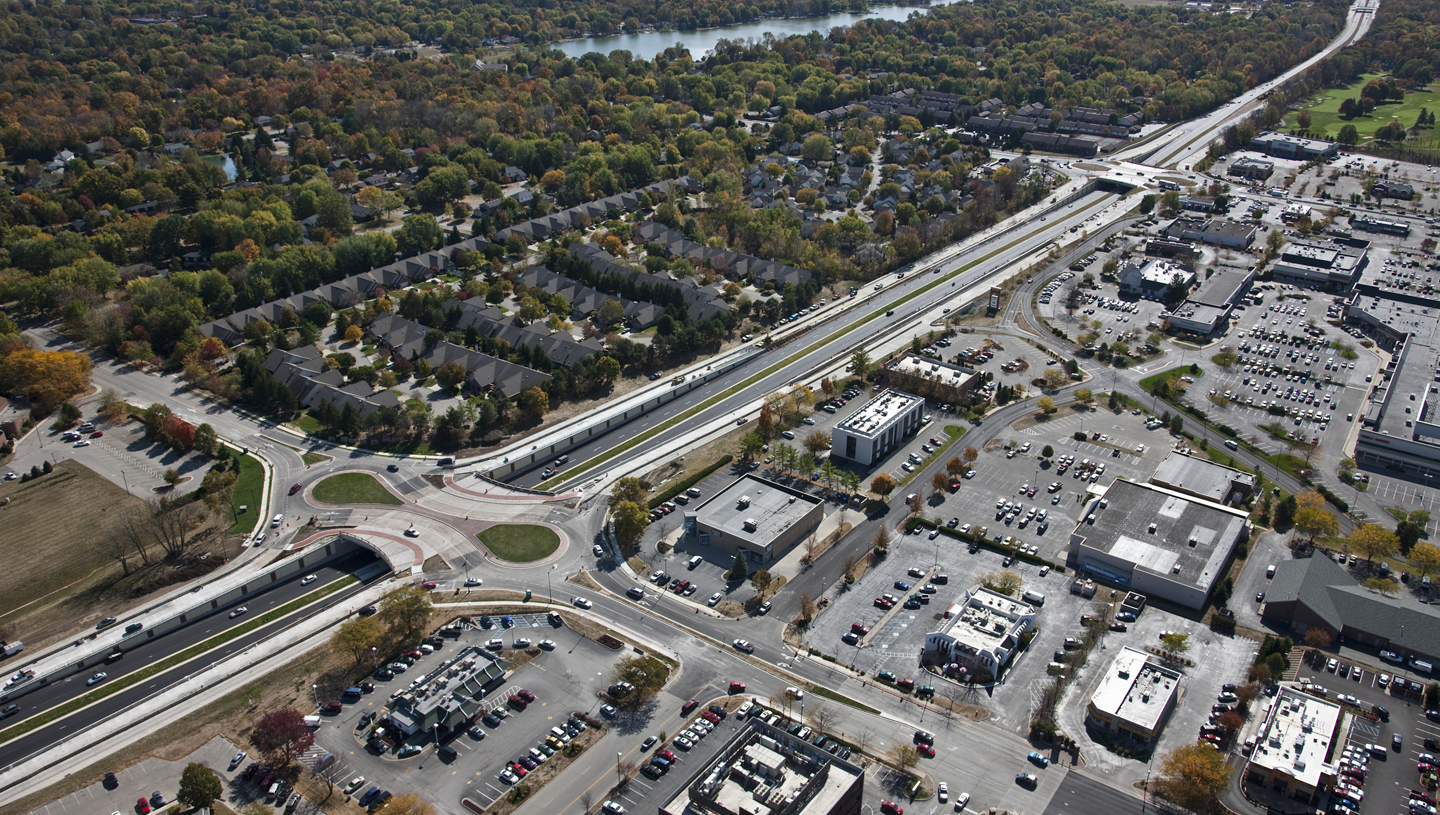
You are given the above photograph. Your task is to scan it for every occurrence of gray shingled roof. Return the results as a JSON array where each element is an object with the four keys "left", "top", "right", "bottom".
[{"left": 1267, "top": 555, "right": 1352, "bottom": 630}]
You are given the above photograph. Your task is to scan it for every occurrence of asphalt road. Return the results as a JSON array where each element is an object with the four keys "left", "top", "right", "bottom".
[
  {"left": 518, "top": 189, "right": 1117, "bottom": 491},
  {"left": 1042, "top": 770, "right": 1147, "bottom": 815},
  {"left": 0, "top": 552, "right": 380, "bottom": 769}
]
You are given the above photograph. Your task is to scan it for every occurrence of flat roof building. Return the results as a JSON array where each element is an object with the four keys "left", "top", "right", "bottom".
[
  {"left": 1271, "top": 239, "right": 1367, "bottom": 291},
  {"left": 1164, "top": 217, "right": 1258, "bottom": 249},
  {"left": 1244, "top": 686, "right": 1343, "bottom": 805},
  {"left": 1149, "top": 451, "right": 1256, "bottom": 505},
  {"left": 1347, "top": 296, "right": 1440, "bottom": 476},
  {"left": 1067, "top": 479, "right": 1250, "bottom": 609},
  {"left": 1118, "top": 259, "right": 1195, "bottom": 302},
  {"left": 1165, "top": 266, "right": 1256, "bottom": 336},
  {"left": 1350, "top": 215, "right": 1410, "bottom": 237},
  {"left": 686, "top": 475, "right": 824, "bottom": 566},
  {"left": 1229, "top": 157, "right": 1275, "bottom": 181},
  {"left": 385, "top": 646, "right": 508, "bottom": 736},
  {"left": 830, "top": 389, "right": 926, "bottom": 466},
  {"left": 1086, "top": 646, "right": 1182, "bottom": 749},
  {"left": 660, "top": 716, "right": 865, "bottom": 815},
  {"left": 1248, "top": 132, "right": 1339, "bottom": 161},
  {"left": 880, "top": 353, "right": 980, "bottom": 406},
  {"left": 923, "top": 587, "right": 1036, "bottom": 680}
]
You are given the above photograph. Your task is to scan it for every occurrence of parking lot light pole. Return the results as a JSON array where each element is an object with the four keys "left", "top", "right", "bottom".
[
  {"left": 312, "top": 684, "right": 319, "bottom": 707},
  {"left": 371, "top": 647, "right": 377, "bottom": 669}
]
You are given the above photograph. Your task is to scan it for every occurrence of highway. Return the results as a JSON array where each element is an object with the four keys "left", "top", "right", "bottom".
[
  {"left": 517, "top": 188, "right": 1120, "bottom": 491},
  {"left": 0, "top": 552, "right": 380, "bottom": 769}
]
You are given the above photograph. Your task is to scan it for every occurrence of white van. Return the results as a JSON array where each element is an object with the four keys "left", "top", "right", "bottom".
[
  {"left": 1023, "top": 590, "right": 1046, "bottom": 606},
  {"left": 1413, "top": 659, "right": 1434, "bottom": 674},
  {"left": 271, "top": 513, "right": 284, "bottom": 528},
  {"left": 688, "top": 556, "right": 703, "bottom": 569},
  {"left": 1224, "top": 439, "right": 1239, "bottom": 450}
]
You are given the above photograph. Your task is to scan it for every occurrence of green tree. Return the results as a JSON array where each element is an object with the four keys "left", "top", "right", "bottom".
[
  {"left": 434, "top": 361, "right": 467, "bottom": 392},
  {"left": 177, "top": 763, "right": 223, "bottom": 811},
  {"left": 850, "top": 348, "right": 872, "bottom": 380},
  {"left": 609, "top": 477, "right": 646, "bottom": 511},
  {"left": 612, "top": 500, "right": 650, "bottom": 551},
  {"left": 597, "top": 299, "right": 627, "bottom": 327},
  {"left": 1274, "top": 494, "right": 1297, "bottom": 528},
  {"left": 731, "top": 550, "right": 749, "bottom": 580},
  {"left": 1338, "top": 124, "right": 1359, "bottom": 145},
  {"left": 192, "top": 423, "right": 219, "bottom": 456},
  {"left": 801, "top": 134, "right": 833, "bottom": 161},
  {"left": 396, "top": 213, "right": 443, "bottom": 256},
  {"left": 740, "top": 433, "right": 765, "bottom": 461},
  {"left": 377, "top": 585, "right": 434, "bottom": 644},
  {"left": 1159, "top": 633, "right": 1190, "bottom": 654}
]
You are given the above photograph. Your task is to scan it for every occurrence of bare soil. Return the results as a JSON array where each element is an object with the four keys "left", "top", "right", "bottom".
[{"left": 0, "top": 460, "right": 243, "bottom": 651}]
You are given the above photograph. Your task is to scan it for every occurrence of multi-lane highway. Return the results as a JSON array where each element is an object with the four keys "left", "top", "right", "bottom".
[{"left": 0, "top": 552, "right": 379, "bottom": 769}]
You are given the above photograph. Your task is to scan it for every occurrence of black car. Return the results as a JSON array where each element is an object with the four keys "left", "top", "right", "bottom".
[
  {"left": 358, "top": 605, "right": 378, "bottom": 617},
  {"left": 103, "top": 773, "right": 118, "bottom": 789},
  {"left": 386, "top": 464, "right": 399, "bottom": 472},
  {"left": 374, "top": 669, "right": 394, "bottom": 681},
  {"left": 0, "top": 703, "right": 18, "bottom": 719},
  {"left": 360, "top": 682, "right": 375, "bottom": 693},
  {"left": 483, "top": 713, "right": 503, "bottom": 727}
]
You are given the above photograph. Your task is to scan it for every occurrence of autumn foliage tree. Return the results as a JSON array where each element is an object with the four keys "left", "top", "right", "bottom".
[
  {"left": 249, "top": 709, "right": 315, "bottom": 766},
  {"left": 1349, "top": 523, "right": 1399, "bottom": 563},
  {"left": 0, "top": 348, "right": 93, "bottom": 414},
  {"left": 1153, "top": 743, "right": 1233, "bottom": 812}
]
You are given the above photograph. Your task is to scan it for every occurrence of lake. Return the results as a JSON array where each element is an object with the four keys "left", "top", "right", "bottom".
[
  {"left": 550, "top": 1, "right": 958, "bottom": 60},
  {"left": 206, "top": 154, "right": 238, "bottom": 181}
]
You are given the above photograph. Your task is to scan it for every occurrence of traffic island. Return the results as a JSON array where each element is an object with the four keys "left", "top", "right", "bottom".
[
  {"left": 474, "top": 523, "right": 561, "bottom": 563},
  {"left": 311, "top": 472, "right": 403, "bottom": 505}
]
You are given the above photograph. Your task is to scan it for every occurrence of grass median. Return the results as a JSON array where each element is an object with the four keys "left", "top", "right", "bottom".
[
  {"left": 536, "top": 214, "right": 1085, "bottom": 491},
  {"left": 0, "top": 577, "right": 357, "bottom": 745},
  {"left": 228, "top": 453, "right": 265, "bottom": 534},
  {"left": 807, "top": 684, "right": 880, "bottom": 714}
]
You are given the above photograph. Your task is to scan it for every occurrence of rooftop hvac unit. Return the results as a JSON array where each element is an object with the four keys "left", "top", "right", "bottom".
[
  {"left": 738, "top": 495, "right": 751, "bottom": 508},
  {"left": 743, "top": 518, "right": 758, "bottom": 531}
]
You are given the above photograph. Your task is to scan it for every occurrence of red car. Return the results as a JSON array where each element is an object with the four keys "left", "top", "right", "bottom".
[
  {"left": 518, "top": 689, "right": 536, "bottom": 703},
  {"left": 917, "top": 743, "right": 935, "bottom": 758},
  {"left": 137, "top": 799, "right": 151, "bottom": 815},
  {"left": 289, "top": 483, "right": 302, "bottom": 495},
  {"left": 658, "top": 750, "right": 677, "bottom": 762},
  {"left": 90, "top": 430, "right": 104, "bottom": 438},
  {"left": 701, "top": 711, "right": 721, "bottom": 723},
  {"left": 509, "top": 762, "right": 527, "bottom": 777},
  {"left": 508, "top": 694, "right": 527, "bottom": 709},
  {"left": 873, "top": 597, "right": 893, "bottom": 609},
  {"left": 728, "top": 681, "right": 746, "bottom": 694},
  {"left": 881, "top": 801, "right": 903, "bottom": 815},
  {"left": 421, "top": 581, "right": 437, "bottom": 589}
]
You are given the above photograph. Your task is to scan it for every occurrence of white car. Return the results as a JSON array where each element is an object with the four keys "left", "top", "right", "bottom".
[
  {"left": 707, "top": 592, "right": 723, "bottom": 606},
  {"left": 785, "top": 686, "right": 804, "bottom": 699},
  {"left": 73, "top": 439, "right": 91, "bottom": 447},
  {"left": 86, "top": 671, "right": 108, "bottom": 685},
  {"left": 572, "top": 597, "right": 592, "bottom": 609},
  {"left": 513, "top": 638, "right": 531, "bottom": 648},
  {"left": 602, "top": 803, "right": 626, "bottom": 815},
  {"left": 954, "top": 792, "right": 971, "bottom": 811},
  {"left": 229, "top": 606, "right": 248, "bottom": 618},
  {"left": 733, "top": 639, "right": 754, "bottom": 653},
  {"left": 464, "top": 578, "right": 482, "bottom": 587},
  {"left": 538, "top": 639, "right": 556, "bottom": 650},
  {"left": 939, "top": 783, "right": 948, "bottom": 802},
  {"left": 300, "top": 574, "right": 317, "bottom": 585},
  {"left": 593, "top": 544, "right": 605, "bottom": 557}
]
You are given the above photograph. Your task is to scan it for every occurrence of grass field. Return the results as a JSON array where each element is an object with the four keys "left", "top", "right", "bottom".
[
  {"left": 311, "top": 472, "right": 402, "bottom": 505},
  {"left": 476, "top": 524, "right": 561, "bottom": 562},
  {"left": 0, "top": 461, "right": 144, "bottom": 624},
  {"left": 228, "top": 453, "right": 264, "bottom": 533},
  {"left": 1291, "top": 74, "right": 1439, "bottom": 143}
]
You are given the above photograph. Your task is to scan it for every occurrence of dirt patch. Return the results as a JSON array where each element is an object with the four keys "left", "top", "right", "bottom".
[
  {"left": 0, "top": 460, "right": 243, "bottom": 651},
  {"left": 421, "top": 554, "right": 449, "bottom": 572},
  {"left": 930, "top": 694, "right": 991, "bottom": 722},
  {"left": 567, "top": 570, "right": 604, "bottom": 593}
]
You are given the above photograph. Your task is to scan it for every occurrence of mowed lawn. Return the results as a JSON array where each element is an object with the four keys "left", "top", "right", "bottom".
[
  {"left": 1293, "top": 74, "right": 1438, "bottom": 142},
  {"left": 311, "top": 472, "right": 402, "bottom": 505},
  {"left": 0, "top": 461, "right": 145, "bottom": 619},
  {"left": 476, "top": 524, "right": 560, "bottom": 562}
]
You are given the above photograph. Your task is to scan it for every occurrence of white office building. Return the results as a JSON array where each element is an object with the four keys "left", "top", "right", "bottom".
[{"left": 829, "top": 389, "right": 925, "bottom": 466}]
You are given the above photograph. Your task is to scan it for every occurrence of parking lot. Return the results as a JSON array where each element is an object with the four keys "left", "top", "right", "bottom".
[
  {"left": 1285, "top": 650, "right": 1439, "bottom": 815},
  {"left": 1155, "top": 302, "right": 1381, "bottom": 464},
  {"left": 306, "top": 622, "right": 626, "bottom": 813}
]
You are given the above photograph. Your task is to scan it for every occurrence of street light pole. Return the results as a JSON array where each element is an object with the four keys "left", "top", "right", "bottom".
[
  {"left": 312, "top": 684, "right": 319, "bottom": 707},
  {"left": 121, "top": 470, "right": 130, "bottom": 497}
]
